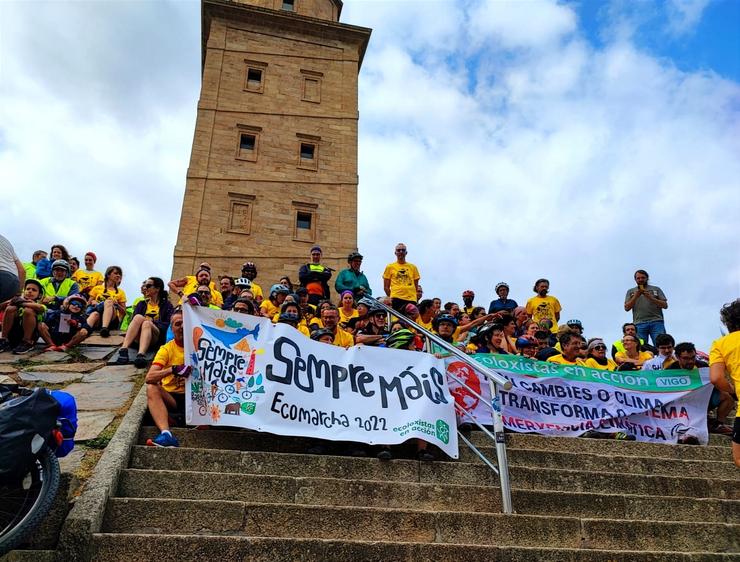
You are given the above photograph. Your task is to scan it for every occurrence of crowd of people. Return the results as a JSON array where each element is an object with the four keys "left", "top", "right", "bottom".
[{"left": 0, "top": 236, "right": 737, "bottom": 465}]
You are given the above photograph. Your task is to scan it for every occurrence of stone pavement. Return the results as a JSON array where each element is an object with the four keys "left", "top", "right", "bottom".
[{"left": 0, "top": 331, "right": 144, "bottom": 477}]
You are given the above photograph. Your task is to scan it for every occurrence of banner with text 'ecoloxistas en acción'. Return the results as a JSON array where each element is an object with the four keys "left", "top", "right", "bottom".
[
  {"left": 183, "top": 305, "right": 458, "bottom": 458},
  {"left": 447, "top": 354, "right": 713, "bottom": 444}
]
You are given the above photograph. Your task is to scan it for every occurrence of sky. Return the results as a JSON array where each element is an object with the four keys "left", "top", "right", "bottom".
[{"left": 1, "top": 0, "right": 739, "bottom": 351}]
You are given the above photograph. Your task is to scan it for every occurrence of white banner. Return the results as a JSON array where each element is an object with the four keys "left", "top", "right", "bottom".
[
  {"left": 183, "top": 305, "right": 458, "bottom": 458},
  {"left": 448, "top": 355, "right": 714, "bottom": 445}
]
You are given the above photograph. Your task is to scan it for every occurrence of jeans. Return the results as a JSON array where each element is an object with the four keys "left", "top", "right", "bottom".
[{"left": 635, "top": 320, "right": 666, "bottom": 347}]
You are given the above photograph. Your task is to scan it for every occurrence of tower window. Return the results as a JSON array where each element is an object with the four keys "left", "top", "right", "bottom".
[
  {"left": 235, "top": 124, "right": 261, "bottom": 162},
  {"left": 300, "top": 143, "right": 315, "bottom": 160},
  {"left": 240, "top": 134, "right": 256, "bottom": 151},
  {"left": 282, "top": 0, "right": 294, "bottom": 11},
  {"left": 301, "top": 70, "right": 323, "bottom": 103},
  {"left": 247, "top": 68, "right": 262, "bottom": 89},
  {"left": 296, "top": 211, "right": 312, "bottom": 230}
]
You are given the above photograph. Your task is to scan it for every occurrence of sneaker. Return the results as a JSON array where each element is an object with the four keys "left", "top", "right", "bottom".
[
  {"left": 115, "top": 348, "right": 129, "bottom": 365},
  {"left": 45, "top": 345, "right": 61, "bottom": 352},
  {"left": 12, "top": 341, "right": 35, "bottom": 355},
  {"left": 376, "top": 447, "right": 392, "bottom": 461},
  {"left": 614, "top": 432, "right": 636, "bottom": 441},
  {"left": 418, "top": 448, "right": 435, "bottom": 462},
  {"left": 581, "top": 430, "right": 605, "bottom": 439},
  {"left": 678, "top": 435, "right": 700, "bottom": 445},
  {"left": 59, "top": 345, "right": 70, "bottom": 353},
  {"left": 710, "top": 424, "right": 733, "bottom": 436},
  {"left": 146, "top": 431, "right": 179, "bottom": 448},
  {"left": 0, "top": 339, "right": 11, "bottom": 353},
  {"left": 133, "top": 353, "right": 147, "bottom": 369},
  {"left": 99, "top": 327, "right": 110, "bottom": 338}
]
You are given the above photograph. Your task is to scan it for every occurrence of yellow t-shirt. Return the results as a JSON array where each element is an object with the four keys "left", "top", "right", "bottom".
[
  {"left": 309, "top": 317, "right": 324, "bottom": 330},
  {"left": 250, "top": 282, "right": 263, "bottom": 302},
  {"left": 339, "top": 308, "right": 359, "bottom": 325},
  {"left": 546, "top": 354, "right": 583, "bottom": 366},
  {"left": 145, "top": 301, "right": 160, "bottom": 319},
  {"left": 333, "top": 328, "right": 355, "bottom": 348},
  {"left": 89, "top": 285, "right": 127, "bottom": 318},
  {"left": 584, "top": 357, "right": 618, "bottom": 371},
  {"left": 298, "top": 324, "right": 311, "bottom": 337},
  {"left": 417, "top": 318, "right": 433, "bottom": 331},
  {"left": 382, "top": 262, "right": 420, "bottom": 302},
  {"left": 261, "top": 300, "right": 279, "bottom": 318},
  {"left": 180, "top": 276, "right": 223, "bottom": 307},
  {"left": 72, "top": 269, "right": 103, "bottom": 293},
  {"left": 614, "top": 350, "right": 653, "bottom": 366},
  {"left": 152, "top": 340, "right": 185, "bottom": 393},
  {"left": 710, "top": 332, "right": 740, "bottom": 417},
  {"left": 525, "top": 295, "right": 562, "bottom": 333}
]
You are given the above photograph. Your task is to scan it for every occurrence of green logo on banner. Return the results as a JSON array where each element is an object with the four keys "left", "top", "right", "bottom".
[{"left": 436, "top": 419, "right": 450, "bottom": 444}]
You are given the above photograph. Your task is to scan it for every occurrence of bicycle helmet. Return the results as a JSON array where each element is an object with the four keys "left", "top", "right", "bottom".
[
  {"left": 234, "top": 277, "right": 252, "bottom": 288},
  {"left": 24, "top": 278, "right": 43, "bottom": 294},
  {"left": 278, "top": 312, "right": 299, "bottom": 324},
  {"left": 462, "top": 290, "right": 474, "bottom": 297},
  {"left": 385, "top": 329, "right": 416, "bottom": 349},
  {"left": 474, "top": 322, "right": 496, "bottom": 344},
  {"left": 495, "top": 282, "right": 509, "bottom": 292},
  {"left": 241, "top": 262, "right": 257, "bottom": 276},
  {"left": 566, "top": 319, "right": 583, "bottom": 329},
  {"left": 310, "top": 328, "right": 334, "bottom": 341},
  {"left": 270, "top": 284, "right": 289, "bottom": 297},
  {"left": 432, "top": 313, "right": 458, "bottom": 330},
  {"left": 347, "top": 251, "right": 363, "bottom": 262},
  {"left": 66, "top": 295, "right": 87, "bottom": 308},
  {"left": 51, "top": 259, "right": 71, "bottom": 276}
]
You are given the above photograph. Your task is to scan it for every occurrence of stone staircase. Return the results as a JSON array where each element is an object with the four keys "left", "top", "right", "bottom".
[{"left": 89, "top": 427, "right": 738, "bottom": 560}]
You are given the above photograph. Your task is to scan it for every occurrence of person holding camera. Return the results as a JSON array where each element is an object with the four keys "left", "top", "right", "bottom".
[{"left": 624, "top": 269, "right": 668, "bottom": 348}]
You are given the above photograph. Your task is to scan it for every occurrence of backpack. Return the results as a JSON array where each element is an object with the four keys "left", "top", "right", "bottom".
[
  {"left": 49, "top": 390, "right": 78, "bottom": 458},
  {"left": 35, "top": 257, "right": 52, "bottom": 279},
  {"left": 0, "top": 386, "right": 59, "bottom": 483}
]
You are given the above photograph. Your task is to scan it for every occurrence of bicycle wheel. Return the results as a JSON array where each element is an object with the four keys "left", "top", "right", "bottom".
[{"left": 0, "top": 445, "right": 61, "bottom": 556}]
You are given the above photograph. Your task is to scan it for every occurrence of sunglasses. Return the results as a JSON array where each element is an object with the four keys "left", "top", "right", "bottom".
[
  {"left": 395, "top": 249, "right": 407, "bottom": 253},
  {"left": 593, "top": 345, "right": 607, "bottom": 351},
  {"left": 233, "top": 307, "right": 249, "bottom": 314},
  {"left": 68, "top": 301, "right": 83, "bottom": 307},
  {"left": 197, "top": 291, "right": 211, "bottom": 296},
  {"left": 143, "top": 284, "right": 155, "bottom": 289}
]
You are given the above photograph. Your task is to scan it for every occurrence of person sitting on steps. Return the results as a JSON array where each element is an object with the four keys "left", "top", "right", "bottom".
[{"left": 116, "top": 277, "right": 174, "bottom": 369}]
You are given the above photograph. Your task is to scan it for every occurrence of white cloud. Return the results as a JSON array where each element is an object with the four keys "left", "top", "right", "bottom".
[
  {"left": 468, "top": 0, "right": 577, "bottom": 49},
  {"left": 666, "top": 0, "right": 711, "bottom": 35},
  {"left": 1, "top": 0, "right": 738, "bottom": 352}
]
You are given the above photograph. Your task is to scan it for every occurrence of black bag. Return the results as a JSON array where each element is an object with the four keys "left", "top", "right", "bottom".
[{"left": 0, "top": 385, "right": 60, "bottom": 483}]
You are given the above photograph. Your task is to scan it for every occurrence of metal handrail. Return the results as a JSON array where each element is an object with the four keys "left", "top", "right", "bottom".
[{"left": 373, "top": 299, "right": 513, "bottom": 514}]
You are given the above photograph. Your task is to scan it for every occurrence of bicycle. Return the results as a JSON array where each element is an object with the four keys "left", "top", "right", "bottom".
[{"left": 0, "top": 384, "right": 76, "bottom": 556}]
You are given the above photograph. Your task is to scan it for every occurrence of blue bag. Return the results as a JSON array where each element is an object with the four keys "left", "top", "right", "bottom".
[{"left": 49, "top": 390, "right": 77, "bottom": 458}]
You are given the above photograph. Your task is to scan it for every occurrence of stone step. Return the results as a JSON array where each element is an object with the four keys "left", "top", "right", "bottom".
[
  {"left": 138, "top": 426, "right": 732, "bottom": 462},
  {"left": 0, "top": 550, "right": 57, "bottom": 562},
  {"left": 468, "top": 431, "right": 732, "bottom": 449},
  {"left": 127, "top": 448, "right": 740, "bottom": 500},
  {"left": 90, "top": 534, "right": 738, "bottom": 561},
  {"left": 125, "top": 450, "right": 740, "bottom": 523},
  {"left": 101, "top": 499, "right": 739, "bottom": 552},
  {"left": 476, "top": 447, "right": 736, "bottom": 480}
]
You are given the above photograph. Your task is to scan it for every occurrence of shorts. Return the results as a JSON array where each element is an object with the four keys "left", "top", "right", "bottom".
[
  {"left": 734, "top": 417, "right": 740, "bottom": 445},
  {"left": 170, "top": 392, "right": 186, "bottom": 413},
  {"left": 391, "top": 298, "right": 416, "bottom": 314},
  {"left": 0, "top": 271, "right": 19, "bottom": 303},
  {"left": 87, "top": 302, "right": 122, "bottom": 329},
  {"left": 710, "top": 388, "right": 722, "bottom": 409}
]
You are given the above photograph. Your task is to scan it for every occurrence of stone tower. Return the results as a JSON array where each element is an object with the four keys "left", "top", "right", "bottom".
[{"left": 172, "top": 0, "right": 371, "bottom": 295}]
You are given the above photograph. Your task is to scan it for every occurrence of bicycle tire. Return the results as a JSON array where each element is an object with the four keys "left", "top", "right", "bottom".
[{"left": 0, "top": 445, "right": 61, "bottom": 556}]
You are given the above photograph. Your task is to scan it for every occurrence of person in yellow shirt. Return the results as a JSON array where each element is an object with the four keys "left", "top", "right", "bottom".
[
  {"left": 86, "top": 265, "right": 127, "bottom": 337},
  {"left": 338, "top": 290, "right": 359, "bottom": 327},
  {"left": 169, "top": 265, "right": 223, "bottom": 307},
  {"left": 583, "top": 338, "right": 617, "bottom": 370},
  {"left": 614, "top": 335, "right": 653, "bottom": 369},
  {"left": 240, "top": 262, "right": 263, "bottom": 303},
  {"left": 260, "top": 284, "right": 288, "bottom": 318},
  {"left": 383, "top": 243, "right": 420, "bottom": 314},
  {"left": 145, "top": 310, "right": 188, "bottom": 448},
  {"left": 321, "top": 306, "right": 354, "bottom": 348},
  {"left": 547, "top": 333, "right": 585, "bottom": 366},
  {"left": 709, "top": 299, "right": 740, "bottom": 467},
  {"left": 525, "top": 278, "right": 561, "bottom": 334},
  {"left": 72, "top": 252, "right": 104, "bottom": 294}
]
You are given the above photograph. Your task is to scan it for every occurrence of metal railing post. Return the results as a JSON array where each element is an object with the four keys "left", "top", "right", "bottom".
[{"left": 373, "top": 300, "right": 514, "bottom": 514}]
